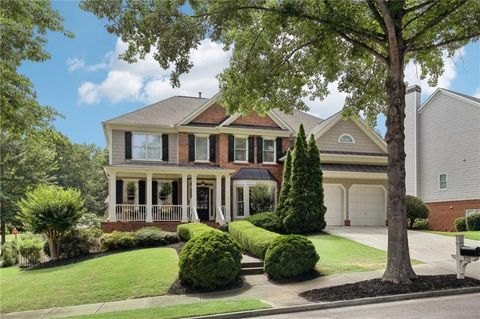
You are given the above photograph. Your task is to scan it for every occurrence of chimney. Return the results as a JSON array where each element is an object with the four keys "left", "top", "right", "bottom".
[
  {"left": 198, "top": 92, "right": 202, "bottom": 99},
  {"left": 404, "top": 84, "right": 421, "bottom": 197}
]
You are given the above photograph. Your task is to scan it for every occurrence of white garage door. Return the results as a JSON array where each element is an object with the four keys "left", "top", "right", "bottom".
[
  {"left": 349, "top": 185, "right": 385, "bottom": 226},
  {"left": 323, "top": 184, "right": 344, "bottom": 226}
]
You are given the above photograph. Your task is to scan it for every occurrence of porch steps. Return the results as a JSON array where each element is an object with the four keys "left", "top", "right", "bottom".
[{"left": 240, "top": 261, "right": 264, "bottom": 275}]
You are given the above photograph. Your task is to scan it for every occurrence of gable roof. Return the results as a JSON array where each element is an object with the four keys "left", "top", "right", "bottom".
[
  {"left": 310, "top": 111, "right": 388, "bottom": 153},
  {"left": 104, "top": 96, "right": 208, "bottom": 127},
  {"left": 271, "top": 109, "right": 323, "bottom": 134},
  {"left": 419, "top": 88, "right": 480, "bottom": 113}
]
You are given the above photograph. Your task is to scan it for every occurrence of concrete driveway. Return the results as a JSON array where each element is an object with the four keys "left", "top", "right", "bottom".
[{"left": 326, "top": 226, "right": 480, "bottom": 278}]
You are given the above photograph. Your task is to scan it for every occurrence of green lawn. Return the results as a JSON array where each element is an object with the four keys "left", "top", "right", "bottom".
[
  {"left": 0, "top": 248, "right": 178, "bottom": 313},
  {"left": 421, "top": 230, "right": 480, "bottom": 241},
  {"left": 307, "top": 233, "right": 420, "bottom": 275},
  {"left": 66, "top": 299, "right": 270, "bottom": 319}
]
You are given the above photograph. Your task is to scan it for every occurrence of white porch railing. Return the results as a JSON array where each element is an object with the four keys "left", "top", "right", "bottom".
[
  {"left": 216, "top": 206, "right": 227, "bottom": 226},
  {"left": 152, "top": 205, "right": 182, "bottom": 221},
  {"left": 115, "top": 204, "right": 146, "bottom": 221}
]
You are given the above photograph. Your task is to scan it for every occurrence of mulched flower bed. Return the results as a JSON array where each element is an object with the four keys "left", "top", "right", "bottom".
[{"left": 300, "top": 275, "right": 480, "bottom": 302}]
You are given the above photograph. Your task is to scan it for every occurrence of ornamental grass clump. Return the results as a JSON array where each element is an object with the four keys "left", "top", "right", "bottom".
[{"left": 179, "top": 230, "right": 241, "bottom": 290}]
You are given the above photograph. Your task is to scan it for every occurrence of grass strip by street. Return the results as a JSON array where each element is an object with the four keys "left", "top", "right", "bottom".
[
  {"left": 307, "top": 233, "right": 421, "bottom": 275},
  {"left": 0, "top": 248, "right": 178, "bottom": 313},
  {"left": 420, "top": 230, "right": 480, "bottom": 241},
  {"left": 65, "top": 299, "right": 270, "bottom": 319}
]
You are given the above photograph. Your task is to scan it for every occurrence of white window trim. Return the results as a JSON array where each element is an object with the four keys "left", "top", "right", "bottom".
[
  {"left": 438, "top": 173, "right": 448, "bottom": 190},
  {"left": 194, "top": 134, "right": 210, "bottom": 162},
  {"left": 338, "top": 133, "right": 355, "bottom": 144},
  {"left": 234, "top": 135, "right": 249, "bottom": 163},
  {"left": 262, "top": 137, "right": 276, "bottom": 164},
  {"left": 132, "top": 132, "right": 163, "bottom": 161}
]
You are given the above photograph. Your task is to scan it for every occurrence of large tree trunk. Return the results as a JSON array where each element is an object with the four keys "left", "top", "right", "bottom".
[
  {"left": 382, "top": 41, "right": 417, "bottom": 283},
  {"left": 0, "top": 219, "right": 5, "bottom": 245}
]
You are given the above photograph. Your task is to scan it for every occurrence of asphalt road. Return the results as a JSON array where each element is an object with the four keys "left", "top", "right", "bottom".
[{"left": 257, "top": 293, "right": 480, "bottom": 319}]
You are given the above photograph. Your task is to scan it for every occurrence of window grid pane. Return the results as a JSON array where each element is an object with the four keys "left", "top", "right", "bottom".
[
  {"left": 132, "top": 134, "right": 162, "bottom": 160},
  {"left": 195, "top": 136, "right": 208, "bottom": 161},
  {"left": 234, "top": 137, "right": 247, "bottom": 161},
  {"left": 236, "top": 188, "right": 244, "bottom": 216},
  {"left": 263, "top": 139, "right": 275, "bottom": 162}
]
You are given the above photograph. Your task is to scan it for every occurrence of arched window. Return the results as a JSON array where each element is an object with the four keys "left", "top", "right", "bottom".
[{"left": 338, "top": 133, "right": 355, "bottom": 144}]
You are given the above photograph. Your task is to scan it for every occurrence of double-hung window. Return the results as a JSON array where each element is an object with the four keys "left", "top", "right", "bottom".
[
  {"left": 263, "top": 139, "right": 275, "bottom": 163},
  {"left": 234, "top": 137, "right": 248, "bottom": 162},
  {"left": 195, "top": 135, "right": 209, "bottom": 161},
  {"left": 236, "top": 187, "right": 244, "bottom": 216},
  {"left": 439, "top": 173, "right": 447, "bottom": 190},
  {"left": 132, "top": 133, "right": 162, "bottom": 160}
]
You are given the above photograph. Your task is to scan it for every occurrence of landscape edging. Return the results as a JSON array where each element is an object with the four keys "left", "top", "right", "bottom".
[{"left": 190, "top": 286, "right": 480, "bottom": 319}]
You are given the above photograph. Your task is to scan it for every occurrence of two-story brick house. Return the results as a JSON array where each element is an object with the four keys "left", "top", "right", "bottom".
[{"left": 102, "top": 92, "right": 389, "bottom": 232}]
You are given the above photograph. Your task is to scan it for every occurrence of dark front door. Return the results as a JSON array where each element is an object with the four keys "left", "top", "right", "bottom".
[{"left": 196, "top": 186, "right": 210, "bottom": 221}]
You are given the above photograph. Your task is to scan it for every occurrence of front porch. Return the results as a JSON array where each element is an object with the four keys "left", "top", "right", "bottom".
[{"left": 105, "top": 164, "right": 235, "bottom": 228}]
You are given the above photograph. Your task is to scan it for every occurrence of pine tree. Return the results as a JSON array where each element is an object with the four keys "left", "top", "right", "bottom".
[
  {"left": 276, "top": 149, "right": 292, "bottom": 222},
  {"left": 305, "top": 134, "right": 326, "bottom": 232},
  {"left": 283, "top": 124, "right": 310, "bottom": 234}
]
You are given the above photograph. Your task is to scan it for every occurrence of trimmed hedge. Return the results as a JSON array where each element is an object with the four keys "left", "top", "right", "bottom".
[
  {"left": 177, "top": 223, "right": 218, "bottom": 241},
  {"left": 100, "top": 231, "right": 135, "bottom": 250},
  {"left": 246, "top": 212, "right": 284, "bottom": 233},
  {"left": 264, "top": 235, "right": 319, "bottom": 279},
  {"left": 454, "top": 217, "right": 467, "bottom": 232},
  {"left": 467, "top": 212, "right": 480, "bottom": 231},
  {"left": 134, "top": 227, "right": 178, "bottom": 247},
  {"left": 179, "top": 230, "right": 242, "bottom": 289},
  {"left": 228, "top": 221, "right": 280, "bottom": 259},
  {"left": 412, "top": 218, "right": 429, "bottom": 230},
  {"left": 44, "top": 228, "right": 98, "bottom": 259}
]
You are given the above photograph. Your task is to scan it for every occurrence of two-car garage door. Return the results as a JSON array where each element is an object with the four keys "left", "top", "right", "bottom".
[{"left": 323, "top": 184, "right": 386, "bottom": 226}]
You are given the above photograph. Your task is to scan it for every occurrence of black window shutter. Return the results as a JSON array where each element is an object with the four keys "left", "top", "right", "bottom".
[
  {"left": 209, "top": 135, "right": 216, "bottom": 162},
  {"left": 188, "top": 134, "right": 195, "bottom": 162},
  {"left": 162, "top": 134, "right": 169, "bottom": 161},
  {"left": 138, "top": 180, "right": 146, "bottom": 204},
  {"left": 228, "top": 135, "right": 234, "bottom": 162},
  {"left": 248, "top": 136, "right": 254, "bottom": 163},
  {"left": 125, "top": 132, "right": 132, "bottom": 159},
  {"left": 276, "top": 137, "right": 283, "bottom": 162},
  {"left": 152, "top": 181, "right": 158, "bottom": 205},
  {"left": 257, "top": 137, "right": 263, "bottom": 163},
  {"left": 172, "top": 181, "right": 178, "bottom": 205},
  {"left": 116, "top": 180, "right": 123, "bottom": 204}
]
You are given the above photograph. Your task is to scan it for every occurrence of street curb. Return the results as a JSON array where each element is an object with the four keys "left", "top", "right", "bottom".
[{"left": 190, "top": 286, "right": 480, "bottom": 319}]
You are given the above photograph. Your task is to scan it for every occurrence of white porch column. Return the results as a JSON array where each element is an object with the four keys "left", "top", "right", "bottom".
[
  {"left": 108, "top": 171, "right": 117, "bottom": 222},
  {"left": 181, "top": 173, "right": 188, "bottom": 222},
  {"left": 243, "top": 184, "right": 249, "bottom": 217},
  {"left": 191, "top": 174, "right": 197, "bottom": 213},
  {"left": 225, "top": 175, "right": 231, "bottom": 221},
  {"left": 146, "top": 172, "right": 153, "bottom": 222},
  {"left": 216, "top": 175, "right": 222, "bottom": 220}
]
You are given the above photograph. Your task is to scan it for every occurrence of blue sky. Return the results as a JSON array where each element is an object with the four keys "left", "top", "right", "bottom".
[{"left": 20, "top": 1, "right": 480, "bottom": 148}]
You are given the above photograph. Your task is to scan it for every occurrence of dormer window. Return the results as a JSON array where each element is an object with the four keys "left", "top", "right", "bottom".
[{"left": 338, "top": 134, "right": 355, "bottom": 144}]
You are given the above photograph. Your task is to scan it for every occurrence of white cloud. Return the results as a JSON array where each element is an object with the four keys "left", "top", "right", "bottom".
[
  {"left": 302, "top": 83, "right": 347, "bottom": 120},
  {"left": 78, "top": 38, "right": 231, "bottom": 104},
  {"left": 405, "top": 48, "right": 466, "bottom": 95},
  {"left": 67, "top": 57, "right": 108, "bottom": 73},
  {"left": 474, "top": 88, "right": 480, "bottom": 98}
]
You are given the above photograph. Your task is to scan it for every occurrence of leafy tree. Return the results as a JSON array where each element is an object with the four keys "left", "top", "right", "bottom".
[
  {"left": 0, "top": 130, "right": 57, "bottom": 244},
  {"left": 249, "top": 183, "right": 275, "bottom": 214},
  {"left": 1, "top": 0, "right": 72, "bottom": 134},
  {"left": 82, "top": 0, "right": 480, "bottom": 283},
  {"left": 305, "top": 134, "right": 326, "bottom": 231},
  {"left": 19, "top": 185, "right": 85, "bottom": 260},
  {"left": 276, "top": 149, "right": 292, "bottom": 221},
  {"left": 405, "top": 195, "right": 429, "bottom": 229},
  {"left": 283, "top": 124, "right": 310, "bottom": 234}
]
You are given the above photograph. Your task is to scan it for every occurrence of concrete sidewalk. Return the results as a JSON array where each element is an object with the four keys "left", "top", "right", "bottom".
[{"left": 2, "top": 262, "right": 472, "bottom": 319}]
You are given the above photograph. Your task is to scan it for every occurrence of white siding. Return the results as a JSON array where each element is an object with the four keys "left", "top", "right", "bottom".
[
  {"left": 404, "top": 87, "right": 421, "bottom": 196},
  {"left": 317, "top": 119, "right": 385, "bottom": 153},
  {"left": 417, "top": 93, "right": 480, "bottom": 202}
]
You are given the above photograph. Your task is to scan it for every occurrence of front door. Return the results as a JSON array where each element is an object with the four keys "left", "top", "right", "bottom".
[{"left": 196, "top": 186, "right": 210, "bottom": 221}]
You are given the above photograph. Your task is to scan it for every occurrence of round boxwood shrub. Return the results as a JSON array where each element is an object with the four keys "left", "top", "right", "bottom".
[
  {"left": 454, "top": 217, "right": 467, "bottom": 232},
  {"left": 467, "top": 212, "right": 480, "bottom": 231},
  {"left": 100, "top": 231, "right": 135, "bottom": 250},
  {"left": 264, "top": 235, "right": 319, "bottom": 280},
  {"left": 406, "top": 195, "right": 429, "bottom": 229},
  {"left": 412, "top": 218, "right": 429, "bottom": 230},
  {"left": 1, "top": 241, "right": 19, "bottom": 267},
  {"left": 134, "top": 227, "right": 178, "bottom": 247},
  {"left": 246, "top": 212, "right": 284, "bottom": 233},
  {"left": 179, "top": 230, "right": 241, "bottom": 290}
]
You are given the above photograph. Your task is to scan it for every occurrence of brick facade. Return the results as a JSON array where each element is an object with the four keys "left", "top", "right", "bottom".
[
  {"left": 191, "top": 103, "right": 228, "bottom": 124},
  {"left": 231, "top": 112, "right": 280, "bottom": 128},
  {"left": 101, "top": 221, "right": 219, "bottom": 233},
  {"left": 426, "top": 199, "right": 480, "bottom": 231}
]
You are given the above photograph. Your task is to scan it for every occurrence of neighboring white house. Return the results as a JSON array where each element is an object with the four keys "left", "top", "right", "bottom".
[{"left": 404, "top": 86, "right": 480, "bottom": 230}]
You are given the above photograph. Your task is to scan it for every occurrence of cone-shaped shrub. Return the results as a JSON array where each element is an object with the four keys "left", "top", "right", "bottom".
[
  {"left": 276, "top": 149, "right": 292, "bottom": 222},
  {"left": 305, "top": 134, "right": 326, "bottom": 231}
]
